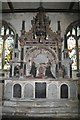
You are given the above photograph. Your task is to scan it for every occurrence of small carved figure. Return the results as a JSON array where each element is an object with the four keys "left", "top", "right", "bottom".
[
  {"left": 14, "top": 65, "right": 20, "bottom": 77},
  {"left": 30, "top": 62, "right": 37, "bottom": 78},
  {"left": 45, "top": 61, "right": 55, "bottom": 78},
  {"left": 38, "top": 64, "right": 45, "bottom": 78},
  {"left": 59, "top": 65, "right": 66, "bottom": 78}
]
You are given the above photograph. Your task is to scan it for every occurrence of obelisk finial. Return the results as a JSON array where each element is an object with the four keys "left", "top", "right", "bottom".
[{"left": 40, "top": 0, "right": 43, "bottom": 7}]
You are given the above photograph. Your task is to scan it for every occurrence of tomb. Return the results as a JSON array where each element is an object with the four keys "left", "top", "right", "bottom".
[{"left": 2, "top": 6, "right": 79, "bottom": 119}]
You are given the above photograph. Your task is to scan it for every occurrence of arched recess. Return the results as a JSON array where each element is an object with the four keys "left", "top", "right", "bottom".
[
  {"left": 48, "top": 84, "right": 57, "bottom": 99},
  {"left": 60, "top": 84, "right": 68, "bottom": 98},
  {"left": 26, "top": 46, "right": 58, "bottom": 63},
  {"left": 70, "top": 83, "right": 77, "bottom": 99},
  {"left": 13, "top": 84, "right": 21, "bottom": 98},
  {"left": 0, "top": 20, "right": 15, "bottom": 70},
  {"left": 25, "top": 46, "right": 58, "bottom": 77},
  {"left": 4, "top": 82, "right": 13, "bottom": 99},
  {"left": 24, "top": 84, "right": 33, "bottom": 98},
  {"left": 64, "top": 20, "right": 80, "bottom": 71}
]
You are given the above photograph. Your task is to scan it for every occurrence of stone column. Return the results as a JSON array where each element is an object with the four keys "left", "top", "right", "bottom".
[
  {"left": 57, "top": 21, "right": 62, "bottom": 69},
  {"left": 64, "top": 34, "right": 67, "bottom": 49},
  {"left": 2, "top": 28, "right": 6, "bottom": 69},
  {"left": 20, "top": 21, "right": 25, "bottom": 76},
  {"left": 75, "top": 26, "right": 79, "bottom": 71},
  {"left": 15, "top": 34, "right": 18, "bottom": 49},
  {"left": 58, "top": 47, "right": 61, "bottom": 69},
  {"left": 24, "top": 63, "right": 26, "bottom": 76},
  {"left": 70, "top": 63, "right": 72, "bottom": 78},
  {"left": 22, "top": 20, "right": 25, "bottom": 30},
  {"left": 20, "top": 47, "right": 24, "bottom": 69},
  {"left": 0, "top": 80, "right": 3, "bottom": 118},
  {"left": 9, "top": 65, "right": 12, "bottom": 77},
  {"left": 20, "top": 47, "right": 24, "bottom": 77}
]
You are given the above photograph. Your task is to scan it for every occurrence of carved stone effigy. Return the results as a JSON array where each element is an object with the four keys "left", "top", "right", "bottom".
[{"left": 38, "top": 64, "right": 45, "bottom": 78}]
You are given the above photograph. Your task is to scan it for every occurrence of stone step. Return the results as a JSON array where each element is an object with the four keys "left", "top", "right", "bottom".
[
  {"left": 2, "top": 106, "right": 78, "bottom": 114},
  {"left": 3, "top": 100, "right": 78, "bottom": 108}
]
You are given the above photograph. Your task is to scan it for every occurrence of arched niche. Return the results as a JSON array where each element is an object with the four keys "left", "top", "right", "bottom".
[
  {"left": 60, "top": 84, "right": 68, "bottom": 98},
  {"left": 4, "top": 82, "right": 13, "bottom": 99},
  {"left": 48, "top": 84, "right": 57, "bottom": 99},
  {"left": 24, "top": 84, "right": 33, "bottom": 98},
  {"left": 13, "top": 84, "right": 21, "bottom": 98},
  {"left": 26, "top": 46, "right": 58, "bottom": 64},
  {"left": 25, "top": 46, "right": 57, "bottom": 78},
  {"left": 70, "top": 83, "right": 77, "bottom": 98},
  {"left": 14, "top": 65, "right": 20, "bottom": 77}
]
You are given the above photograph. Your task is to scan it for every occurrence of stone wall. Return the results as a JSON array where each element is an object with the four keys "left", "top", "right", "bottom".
[
  {"left": 2, "top": 13, "right": 78, "bottom": 37},
  {"left": 2, "top": 79, "right": 79, "bottom": 118},
  {"left": 0, "top": 82, "right": 3, "bottom": 120},
  {"left": 4, "top": 79, "right": 78, "bottom": 99}
]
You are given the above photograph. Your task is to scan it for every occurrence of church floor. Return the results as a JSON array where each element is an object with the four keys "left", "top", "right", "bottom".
[{"left": 1, "top": 116, "right": 80, "bottom": 120}]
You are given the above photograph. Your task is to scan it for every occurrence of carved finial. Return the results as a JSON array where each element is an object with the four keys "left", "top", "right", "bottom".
[
  {"left": 38, "top": 0, "right": 44, "bottom": 12},
  {"left": 57, "top": 21, "right": 61, "bottom": 31},
  {"left": 22, "top": 20, "right": 25, "bottom": 30},
  {"left": 40, "top": 0, "right": 43, "bottom": 7}
]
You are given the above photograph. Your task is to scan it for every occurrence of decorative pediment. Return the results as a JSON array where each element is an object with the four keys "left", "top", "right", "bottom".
[{"left": 19, "top": 9, "right": 62, "bottom": 47}]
